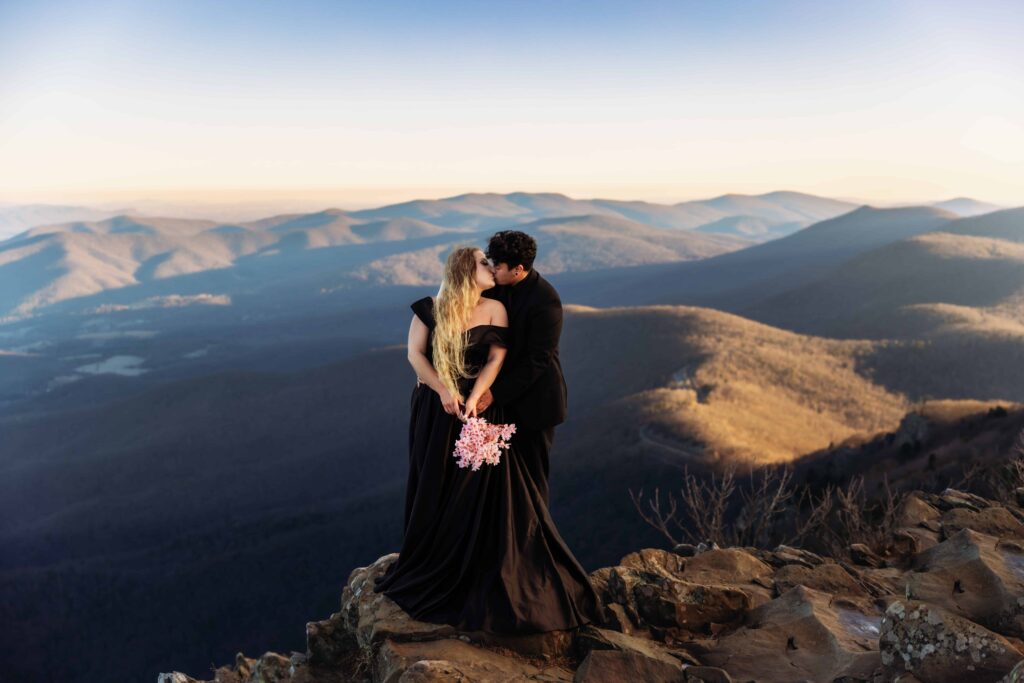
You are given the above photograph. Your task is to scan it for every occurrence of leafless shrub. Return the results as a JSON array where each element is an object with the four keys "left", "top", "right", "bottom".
[
  {"left": 971, "top": 427, "right": 1024, "bottom": 505},
  {"left": 628, "top": 466, "right": 735, "bottom": 547},
  {"left": 954, "top": 459, "right": 986, "bottom": 491},
  {"left": 630, "top": 467, "right": 903, "bottom": 560},
  {"left": 816, "top": 475, "right": 902, "bottom": 558},
  {"left": 1011, "top": 428, "right": 1024, "bottom": 487},
  {"left": 629, "top": 464, "right": 834, "bottom": 549}
]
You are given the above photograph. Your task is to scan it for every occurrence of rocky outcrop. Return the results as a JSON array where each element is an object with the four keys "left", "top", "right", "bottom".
[
  {"left": 880, "top": 600, "right": 1023, "bottom": 683},
  {"left": 159, "top": 489, "right": 1024, "bottom": 682}
]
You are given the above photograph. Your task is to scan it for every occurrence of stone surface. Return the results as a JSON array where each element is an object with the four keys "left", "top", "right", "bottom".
[
  {"left": 1002, "top": 659, "right": 1024, "bottom": 683},
  {"left": 681, "top": 665, "right": 733, "bottom": 682},
  {"left": 160, "top": 486, "right": 1024, "bottom": 683},
  {"left": 896, "top": 493, "right": 942, "bottom": 529},
  {"left": 618, "top": 548, "right": 687, "bottom": 577},
  {"left": 599, "top": 547, "right": 775, "bottom": 642},
  {"left": 572, "top": 649, "right": 685, "bottom": 683},
  {"left": 573, "top": 624, "right": 698, "bottom": 667},
  {"left": 633, "top": 578, "right": 751, "bottom": 635},
  {"left": 762, "top": 545, "right": 826, "bottom": 568},
  {"left": 942, "top": 507, "right": 1024, "bottom": 541},
  {"left": 772, "top": 561, "right": 869, "bottom": 600},
  {"left": 340, "top": 554, "right": 459, "bottom": 650},
  {"left": 880, "top": 599, "right": 1024, "bottom": 682},
  {"left": 850, "top": 543, "right": 885, "bottom": 568},
  {"left": 905, "top": 528, "right": 1024, "bottom": 636},
  {"left": 698, "top": 585, "right": 881, "bottom": 683},
  {"left": 377, "top": 638, "right": 572, "bottom": 683}
]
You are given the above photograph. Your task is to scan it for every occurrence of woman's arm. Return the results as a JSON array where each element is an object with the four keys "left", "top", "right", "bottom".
[
  {"left": 464, "top": 302, "right": 510, "bottom": 418},
  {"left": 407, "top": 314, "right": 462, "bottom": 415},
  {"left": 467, "top": 345, "right": 508, "bottom": 406}
]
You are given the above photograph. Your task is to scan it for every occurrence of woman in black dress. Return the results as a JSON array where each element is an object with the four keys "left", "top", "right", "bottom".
[{"left": 372, "top": 245, "right": 601, "bottom": 635}]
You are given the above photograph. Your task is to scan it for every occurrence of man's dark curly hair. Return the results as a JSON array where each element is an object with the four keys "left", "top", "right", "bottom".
[{"left": 486, "top": 230, "right": 537, "bottom": 271}]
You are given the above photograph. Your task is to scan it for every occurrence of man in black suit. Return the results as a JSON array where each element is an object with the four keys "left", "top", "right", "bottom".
[{"left": 478, "top": 230, "right": 567, "bottom": 505}]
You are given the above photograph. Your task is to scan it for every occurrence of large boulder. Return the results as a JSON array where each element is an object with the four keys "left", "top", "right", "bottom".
[
  {"left": 905, "top": 529, "right": 1024, "bottom": 636},
  {"left": 572, "top": 624, "right": 698, "bottom": 668},
  {"left": 772, "top": 562, "right": 870, "bottom": 601},
  {"left": 896, "top": 493, "right": 942, "bottom": 529},
  {"left": 573, "top": 649, "right": 685, "bottom": 683},
  {"left": 604, "top": 564, "right": 751, "bottom": 640},
  {"left": 617, "top": 548, "right": 688, "bottom": 577},
  {"left": 880, "top": 600, "right": 1024, "bottom": 682},
  {"left": 941, "top": 507, "right": 1024, "bottom": 541},
  {"left": 376, "top": 638, "right": 574, "bottom": 682},
  {"left": 329, "top": 553, "right": 458, "bottom": 653},
  {"left": 681, "top": 549, "right": 775, "bottom": 607},
  {"left": 696, "top": 585, "right": 882, "bottom": 682}
]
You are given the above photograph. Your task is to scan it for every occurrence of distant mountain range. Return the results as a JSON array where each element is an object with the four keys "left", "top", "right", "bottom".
[
  {"left": 0, "top": 190, "right": 858, "bottom": 320},
  {"left": 929, "top": 196, "right": 1004, "bottom": 216},
  {"left": 557, "top": 205, "right": 1024, "bottom": 344},
  {"left": 0, "top": 190, "right": 1007, "bottom": 322},
  {"left": 345, "top": 189, "right": 859, "bottom": 234},
  {"left": 0, "top": 203, "right": 134, "bottom": 241}
]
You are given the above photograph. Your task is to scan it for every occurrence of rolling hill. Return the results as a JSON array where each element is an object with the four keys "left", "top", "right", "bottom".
[
  {"left": 554, "top": 205, "right": 960, "bottom": 311},
  {"left": 930, "top": 196, "right": 1005, "bottom": 217},
  {"left": 748, "top": 207, "right": 1024, "bottom": 339}
]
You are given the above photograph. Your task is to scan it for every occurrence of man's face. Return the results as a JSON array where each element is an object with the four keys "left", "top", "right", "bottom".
[{"left": 492, "top": 261, "right": 523, "bottom": 286}]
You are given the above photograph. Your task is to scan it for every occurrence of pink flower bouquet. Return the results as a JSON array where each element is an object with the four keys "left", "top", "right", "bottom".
[{"left": 453, "top": 417, "right": 516, "bottom": 471}]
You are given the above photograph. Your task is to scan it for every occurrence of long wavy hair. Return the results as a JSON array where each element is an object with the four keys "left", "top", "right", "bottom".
[{"left": 433, "top": 246, "right": 483, "bottom": 402}]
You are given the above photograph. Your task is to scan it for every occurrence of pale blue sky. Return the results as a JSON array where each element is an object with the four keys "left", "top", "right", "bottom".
[{"left": 1, "top": 0, "right": 1021, "bottom": 207}]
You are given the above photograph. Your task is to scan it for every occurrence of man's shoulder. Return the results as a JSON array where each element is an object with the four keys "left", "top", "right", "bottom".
[{"left": 532, "top": 272, "right": 561, "bottom": 305}]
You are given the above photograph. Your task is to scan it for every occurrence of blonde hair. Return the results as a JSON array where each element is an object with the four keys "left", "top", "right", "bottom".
[{"left": 433, "top": 246, "right": 483, "bottom": 402}]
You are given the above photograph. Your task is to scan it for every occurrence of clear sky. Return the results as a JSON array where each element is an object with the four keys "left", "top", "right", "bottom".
[{"left": 1, "top": 0, "right": 1022, "bottom": 209}]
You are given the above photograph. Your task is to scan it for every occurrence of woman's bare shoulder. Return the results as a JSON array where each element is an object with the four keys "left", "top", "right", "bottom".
[
  {"left": 483, "top": 297, "right": 507, "bottom": 312},
  {"left": 485, "top": 298, "right": 509, "bottom": 324}
]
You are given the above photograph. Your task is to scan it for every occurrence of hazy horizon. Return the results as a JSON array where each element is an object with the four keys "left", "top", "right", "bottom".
[
  {"left": 0, "top": 187, "right": 1012, "bottom": 220},
  {"left": 2, "top": 0, "right": 1022, "bottom": 208}
]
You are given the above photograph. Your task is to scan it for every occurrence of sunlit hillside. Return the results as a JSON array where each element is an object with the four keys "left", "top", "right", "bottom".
[{"left": 559, "top": 304, "right": 910, "bottom": 465}]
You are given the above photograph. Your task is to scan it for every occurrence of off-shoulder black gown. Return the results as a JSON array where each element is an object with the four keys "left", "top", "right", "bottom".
[{"left": 372, "top": 296, "right": 601, "bottom": 634}]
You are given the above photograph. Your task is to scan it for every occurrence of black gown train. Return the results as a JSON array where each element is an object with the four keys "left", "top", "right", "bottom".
[{"left": 372, "top": 296, "right": 601, "bottom": 634}]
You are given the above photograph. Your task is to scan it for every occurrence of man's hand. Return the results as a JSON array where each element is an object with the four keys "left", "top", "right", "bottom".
[{"left": 477, "top": 389, "right": 494, "bottom": 412}]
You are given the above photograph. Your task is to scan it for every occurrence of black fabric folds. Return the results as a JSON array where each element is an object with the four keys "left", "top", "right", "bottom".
[{"left": 372, "top": 296, "right": 601, "bottom": 634}]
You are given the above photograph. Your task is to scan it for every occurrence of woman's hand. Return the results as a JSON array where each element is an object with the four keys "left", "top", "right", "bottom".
[
  {"left": 463, "top": 394, "right": 481, "bottom": 420},
  {"left": 438, "top": 387, "right": 463, "bottom": 417}
]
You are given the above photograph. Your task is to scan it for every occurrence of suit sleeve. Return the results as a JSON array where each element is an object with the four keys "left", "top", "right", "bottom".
[{"left": 488, "top": 296, "right": 562, "bottom": 407}]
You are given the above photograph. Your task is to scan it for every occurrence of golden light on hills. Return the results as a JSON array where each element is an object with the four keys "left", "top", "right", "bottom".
[{"left": 563, "top": 304, "right": 911, "bottom": 465}]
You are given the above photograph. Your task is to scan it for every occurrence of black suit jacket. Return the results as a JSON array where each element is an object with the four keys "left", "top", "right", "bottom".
[{"left": 481, "top": 269, "right": 568, "bottom": 431}]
